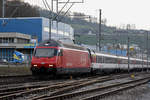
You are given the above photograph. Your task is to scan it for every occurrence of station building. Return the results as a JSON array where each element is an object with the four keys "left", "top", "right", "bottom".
[{"left": 0, "top": 32, "right": 36, "bottom": 62}]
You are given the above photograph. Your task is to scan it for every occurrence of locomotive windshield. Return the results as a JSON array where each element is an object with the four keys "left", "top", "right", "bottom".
[{"left": 34, "top": 48, "right": 57, "bottom": 57}]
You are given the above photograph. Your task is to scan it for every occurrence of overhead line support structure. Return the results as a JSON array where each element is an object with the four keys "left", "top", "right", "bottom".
[
  {"left": 55, "top": 0, "right": 84, "bottom": 20},
  {"left": 2, "top": 0, "right": 6, "bottom": 24},
  {"left": 58, "top": 0, "right": 84, "bottom": 3},
  {"left": 2, "top": 0, "right": 5, "bottom": 18},
  {"left": 146, "top": 31, "right": 149, "bottom": 72},
  {"left": 53, "top": 0, "right": 84, "bottom": 40},
  {"left": 42, "top": 0, "right": 52, "bottom": 40},
  {"left": 44, "top": 0, "right": 84, "bottom": 40},
  {"left": 127, "top": 36, "right": 130, "bottom": 73},
  {"left": 99, "top": 9, "right": 102, "bottom": 52}
]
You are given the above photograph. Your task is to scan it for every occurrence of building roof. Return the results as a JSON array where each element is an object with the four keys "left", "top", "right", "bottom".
[{"left": 0, "top": 32, "right": 31, "bottom": 39}]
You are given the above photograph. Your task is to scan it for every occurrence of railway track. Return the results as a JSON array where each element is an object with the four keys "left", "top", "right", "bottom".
[
  {"left": 0, "top": 75, "right": 32, "bottom": 78},
  {"left": 80, "top": 77, "right": 149, "bottom": 100},
  {"left": 0, "top": 75, "right": 35, "bottom": 85},
  {"left": 0, "top": 73, "right": 145, "bottom": 100},
  {"left": 0, "top": 74, "right": 99, "bottom": 86},
  {"left": 0, "top": 74, "right": 99, "bottom": 90},
  {"left": 0, "top": 76, "right": 104, "bottom": 99},
  {"left": 37, "top": 74, "right": 150, "bottom": 100}
]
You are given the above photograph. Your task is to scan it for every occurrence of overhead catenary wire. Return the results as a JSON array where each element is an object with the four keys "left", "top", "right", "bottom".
[
  {"left": 42, "top": 0, "right": 51, "bottom": 11},
  {"left": 42, "top": 0, "right": 48, "bottom": 10},
  {"left": 44, "top": 0, "right": 51, "bottom": 11},
  {"left": 58, "top": 3, "right": 75, "bottom": 22},
  {"left": 42, "top": 0, "right": 52, "bottom": 40},
  {"left": 62, "top": 3, "right": 74, "bottom": 17},
  {"left": 41, "top": 0, "right": 75, "bottom": 22},
  {"left": 58, "top": 0, "right": 84, "bottom": 3},
  {"left": 53, "top": 0, "right": 70, "bottom": 20}
]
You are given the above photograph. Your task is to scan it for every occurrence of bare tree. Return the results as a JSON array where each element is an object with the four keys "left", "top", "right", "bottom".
[{"left": 0, "top": 0, "right": 40, "bottom": 17}]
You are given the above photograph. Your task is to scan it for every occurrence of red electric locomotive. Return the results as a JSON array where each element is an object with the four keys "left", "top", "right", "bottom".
[{"left": 31, "top": 39, "right": 93, "bottom": 76}]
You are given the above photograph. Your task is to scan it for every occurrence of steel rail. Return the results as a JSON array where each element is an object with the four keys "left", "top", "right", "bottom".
[
  {"left": 31, "top": 73, "right": 135, "bottom": 100},
  {"left": 39, "top": 77, "right": 150, "bottom": 100},
  {"left": 0, "top": 75, "right": 105, "bottom": 100},
  {"left": 0, "top": 75, "right": 32, "bottom": 78},
  {"left": 0, "top": 73, "right": 147, "bottom": 100},
  {"left": 81, "top": 79, "right": 149, "bottom": 100}
]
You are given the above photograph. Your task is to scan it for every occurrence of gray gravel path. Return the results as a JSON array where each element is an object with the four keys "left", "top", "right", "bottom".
[{"left": 100, "top": 83, "right": 150, "bottom": 100}]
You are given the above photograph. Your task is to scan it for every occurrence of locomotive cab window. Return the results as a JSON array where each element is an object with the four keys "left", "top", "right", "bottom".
[{"left": 34, "top": 48, "right": 58, "bottom": 57}]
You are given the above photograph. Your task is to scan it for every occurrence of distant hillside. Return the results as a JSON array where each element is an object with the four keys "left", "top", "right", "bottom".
[
  {"left": 39, "top": 8, "right": 149, "bottom": 35},
  {"left": 39, "top": 9, "right": 150, "bottom": 49},
  {"left": 0, "top": 0, "right": 39, "bottom": 17},
  {"left": 39, "top": 9, "right": 116, "bottom": 34}
]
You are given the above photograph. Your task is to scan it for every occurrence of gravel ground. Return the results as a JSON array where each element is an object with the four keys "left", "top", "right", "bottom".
[
  {"left": 100, "top": 83, "right": 150, "bottom": 100},
  {"left": 0, "top": 65, "right": 31, "bottom": 76},
  {"left": 68, "top": 75, "right": 143, "bottom": 94}
]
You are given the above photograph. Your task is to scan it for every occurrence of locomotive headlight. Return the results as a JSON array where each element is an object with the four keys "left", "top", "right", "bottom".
[
  {"left": 49, "top": 64, "right": 53, "bottom": 67},
  {"left": 33, "top": 64, "right": 37, "bottom": 67}
]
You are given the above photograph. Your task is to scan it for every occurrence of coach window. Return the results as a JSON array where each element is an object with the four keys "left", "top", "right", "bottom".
[
  {"left": 121, "top": 59, "right": 128, "bottom": 64},
  {"left": 113, "top": 58, "right": 117, "bottom": 63},
  {"left": 144, "top": 61, "right": 146, "bottom": 65},
  {"left": 96, "top": 56, "right": 103, "bottom": 63},
  {"left": 133, "top": 60, "right": 136, "bottom": 64},
  {"left": 130, "top": 60, "right": 133, "bottom": 64},
  {"left": 0, "top": 38, "right": 2, "bottom": 43},
  {"left": 136, "top": 61, "right": 138, "bottom": 64},
  {"left": 96, "top": 56, "right": 99, "bottom": 63},
  {"left": 117, "top": 59, "right": 121, "bottom": 64},
  {"left": 102, "top": 56, "right": 104, "bottom": 63},
  {"left": 104, "top": 57, "right": 115, "bottom": 63},
  {"left": 134, "top": 60, "right": 137, "bottom": 64},
  {"left": 103, "top": 57, "right": 108, "bottom": 63}
]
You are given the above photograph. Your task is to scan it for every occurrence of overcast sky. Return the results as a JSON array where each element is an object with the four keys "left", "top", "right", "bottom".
[{"left": 25, "top": 0, "right": 150, "bottom": 30}]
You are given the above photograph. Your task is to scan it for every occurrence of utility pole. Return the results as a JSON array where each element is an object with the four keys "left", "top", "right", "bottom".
[
  {"left": 56, "top": 0, "right": 58, "bottom": 13},
  {"left": 99, "top": 9, "right": 102, "bottom": 52},
  {"left": 52, "top": 0, "right": 53, "bottom": 12},
  {"left": 2, "top": 0, "right": 6, "bottom": 24},
  {"left": 56, "top": 0, "right": 59, "bottom": 39},
  {"left": 49, "top": 0, "right": 54, "bottom": 40},
  {"left": 127, "top": 36, "right": 130, "bottom": 73},
  {"left": 142, "top": 49, "right": 144, "bottom": 72},
  {"left": 49, "top": 17, "right": 52, "bottom": 40},
  {"left": 115, "top": 38, "right": 117, "bottom": 56},
  {"left": 146, "top": 31, "right": 149, "bottom": 72},
  {"left": 2, "top": 0, "right": 5, "bottom": 18},
  {"left": 127, "top": 24, "right": 130, "bottom": 73}
]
